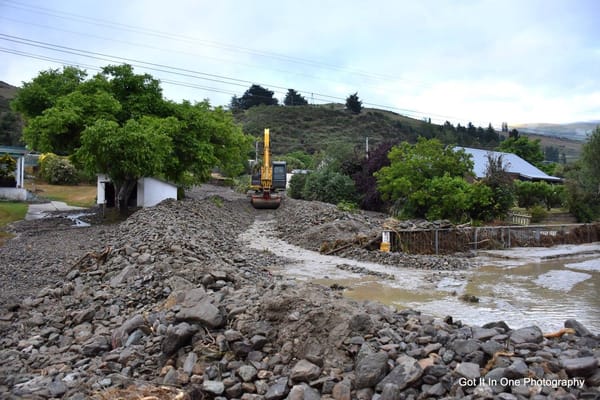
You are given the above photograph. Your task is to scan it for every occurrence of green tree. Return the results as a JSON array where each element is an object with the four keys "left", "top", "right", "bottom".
[
  {"left": 301, "top": 167, "right": 357, "bottom": 205},
  {"left": 481, "top": 153, "right": 515, "bottom": 218},
  {"left": 564, "top": 126, "right": 600, "bottom": 221},
  {"left": 283, "top": 89, "right": 308, "bottom": 106},
  {"left": 498, "top": 136, "right": 544, "bottom": 166},
  {"left": 375, "top": 138, "right": 474, "bottom": 220},
  {"left": 345, "top": 92, "right": 362, "bottom": 114},
  {"left": 17, "top": 64, "right": 252, "bottom": 213},
  {"left": 23, "top": 90, "right": 120, "bottom": 154},
  {"left": 11, "top": 66, "right": 87, "bottom": 119},
  {"left": 77, "top": 117, "right": 175, "bottom": 211},
  {"left": 234, "top": 84, "right": 278, "bottom": 110},
  {"left": 581, "top": 126, "right": 600, "bottom": 196}
]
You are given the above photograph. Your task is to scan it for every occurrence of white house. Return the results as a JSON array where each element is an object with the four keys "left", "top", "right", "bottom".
[
  {"left": 97, "top": 174, "right": 177, "bottom": 208},
  {"left": 0, "top": 146, "right": 28, "bottom": 201}
]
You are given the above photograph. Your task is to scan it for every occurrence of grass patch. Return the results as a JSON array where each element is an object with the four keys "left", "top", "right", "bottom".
[
  {"left": 0, "top": 201, "right": 28, "bottom": 246},
  {"left": 26, "top": 181, "right": 97, "bottom": 207}
]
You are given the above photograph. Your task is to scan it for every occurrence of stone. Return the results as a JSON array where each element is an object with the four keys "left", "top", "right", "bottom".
[
  {"left": 109, "top": 265, "right": 137, "bottom": 287},
  {"left": 226, "top": 383, "right": 243, "bottom": 398},
  {"left": 376, "top": 355, "right": 423, "bottom": 391},
  {"left": 81, "top": 335, "right": 110, "bottom": 356},
  {"left": 290, "top": 359, "right": 321, "bottom": 382},
  {"left": 111, "top": 314, "right": 146, "bottom": 348},
  {"left": 355, "top": 352, "right": 389, "bottom": 389},
  {"left": 505, "top": 359, "right": 528, "bottom": 378},
  {"left": 452, "top": 339, "right": 480, "bottom": 356},
  {"left": 238, "top": 365, "right": 258, "bottom": 382},
  {"left": 183, "top": 351, "right": 197, "bottom": 375},
  {"left": 349, "top": 313, "right": 372, "bottom": 333},
  {"left": 48, "top": 379, "right": 68, "bottom": 397},
  {"left": 224, "top": 329, "right": 244, "bottom": 342},
  {"left": 176, "top": 300, "right": 224, "bottom": 328},
  {"left": 203, "top": 380, "right": 225, "bottom": 395},
  {"left": 73, "top": 306, "right": 97, "bottom": 325},
  {"left": 472, "top": 327, "right": 498, "bottom": 341},
  {"left": 264, "top": 376, "right": 289, "bottom": 400},
  {"left": 455, "top": 362, "right": 481, "bottom": 380},
  {"left": 480, "top": 340, "right": 504, "bottom": 356},
  {"left": 561, "top": 357, "right": 598, "bottom": 377},
  {"left": 332, "top": 379, "right": 351, "bottom": 400},
  {"left": 137, "top": 253, "right": 152, "bottom": 264},
  {"left": 161, "top": 322, "right": 193, "bottom": 356},
  {"left": 509, "top": 326, "right": 543, "bottom": 344},
  {"left": 251, "top": 334, "right": 268, "bottom": 350},
  {"left": 564, "top": 319, "right": 593, "bottom": 337},
  {"left": 380, "top": 383, "right": 401, "bottom": 400}
]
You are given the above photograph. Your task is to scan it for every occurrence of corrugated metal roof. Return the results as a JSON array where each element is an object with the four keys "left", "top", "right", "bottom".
[{"left": 456, "top": 147, "right": 562, "bottom": 182}]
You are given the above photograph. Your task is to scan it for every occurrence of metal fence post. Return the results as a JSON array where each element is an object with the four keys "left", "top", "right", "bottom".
[
  {"left": 435, "top": 229, "right": 439, "bottom": 255},
  {"left": 474, "top": 228, "right": 478, "bottom": 251}
]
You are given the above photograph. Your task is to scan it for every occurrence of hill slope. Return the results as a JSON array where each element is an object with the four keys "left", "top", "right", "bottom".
[
  {"left": 233, "top": 104, "right": 583, "bottom": 159},
  {"left": 233, "top": 104, "right": 427, "bottom": 155},
  {"left": 0, "top": 81, "right": 23, "bottom": 146},
  {"left": 514, "top": 121, "right": 599, "bottom": 142}
]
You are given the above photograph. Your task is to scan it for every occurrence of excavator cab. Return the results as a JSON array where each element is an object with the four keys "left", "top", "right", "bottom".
[{"left": 250, "top": 129, "right": 287, "bottom": 209}]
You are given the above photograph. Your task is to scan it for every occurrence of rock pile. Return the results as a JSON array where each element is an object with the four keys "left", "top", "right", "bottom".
[{"left": 0, "top": 189, "right": 598, "bottom": 399}]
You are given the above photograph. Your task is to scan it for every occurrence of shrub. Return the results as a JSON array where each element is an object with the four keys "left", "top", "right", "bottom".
[
  {"left": 528, "top": 205, "right": 548, "bottom": 223},
  {"left": 288, "top": 173, "right": 307, "bottom": 199},
  {"left": 39, "top": 153, "right": 78, "bottom": 184},
  {"left": 0, "top": 154, "right": 17, "bottom": 187}
]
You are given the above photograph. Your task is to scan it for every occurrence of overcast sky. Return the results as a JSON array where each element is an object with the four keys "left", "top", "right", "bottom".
[{"left": 1, "top": 0, "right": 598, "bottom": 127}]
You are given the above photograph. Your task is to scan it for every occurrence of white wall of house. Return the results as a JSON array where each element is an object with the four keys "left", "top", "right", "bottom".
[
  {"left": 0, "top": 188, "right": 27, "bottom": 201},
  {"left": 97, "top": 175, "right": 177, "bottom": 207},
  {"left": 137, "top": 177, "right": 177, "bottom": 207},
  {"left": 97, "top": 174, "right": 109, "bottom": 205}
]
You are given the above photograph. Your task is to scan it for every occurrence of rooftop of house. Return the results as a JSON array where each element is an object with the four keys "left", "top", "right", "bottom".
[{"left": 457, "top": 147, "right": 562, "bottom": 182}]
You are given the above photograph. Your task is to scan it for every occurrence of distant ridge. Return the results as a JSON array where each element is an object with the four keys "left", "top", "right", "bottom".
[{"left": 513, "top": 121, "right": 599, "bottom": 142}]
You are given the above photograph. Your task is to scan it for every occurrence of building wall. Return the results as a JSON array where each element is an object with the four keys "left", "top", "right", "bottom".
[
  {"left": 137, "top": 177, "right": 177, "bottom": 207},
  {"left": 0, "top": 188, "right": 27, "bottom": 201}
]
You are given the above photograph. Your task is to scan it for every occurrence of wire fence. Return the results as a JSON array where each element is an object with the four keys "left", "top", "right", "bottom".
[{"left": 390, "top": 223, "right": 600, "bottom": 255}]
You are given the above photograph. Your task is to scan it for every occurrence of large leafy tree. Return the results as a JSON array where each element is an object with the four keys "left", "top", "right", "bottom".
[
  {"left": 498, "top": 135, "right": 544, "bottom": 166},
  {"left": 375, "top": 138, "right": 474, "bottom": 220},
  {"left": 283, "top": 89, "right": 308, "bottom": 106},
  {"left": 565, "top": 126, "right": 600, "bottom": 221},
  {"left": 77, "top": 117, "right": 175, "bottom": 210},
  {"left": 14, "top": 64, "right": 252, "bottom": 212},
  {"left": 11, "top": 66, "right": 87, "bottom": 119}
]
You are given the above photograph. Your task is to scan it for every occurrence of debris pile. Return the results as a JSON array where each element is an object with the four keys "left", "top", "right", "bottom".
[{"left": 0, "top": 188, "right": 598, "bottom": 399}]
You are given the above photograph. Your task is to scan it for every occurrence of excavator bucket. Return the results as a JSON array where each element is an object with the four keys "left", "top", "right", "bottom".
[{"left": 251, "top": 193, "right": 281, "bottom": 209}]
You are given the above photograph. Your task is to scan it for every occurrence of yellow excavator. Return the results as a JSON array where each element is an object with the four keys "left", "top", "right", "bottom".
[{"left": 250, "top": 128, "right": 287, "bottom": 209}]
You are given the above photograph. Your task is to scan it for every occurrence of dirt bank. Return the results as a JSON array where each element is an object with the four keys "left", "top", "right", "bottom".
[{"left": 0, "top": 186, "right": 598, "bottom": 399}]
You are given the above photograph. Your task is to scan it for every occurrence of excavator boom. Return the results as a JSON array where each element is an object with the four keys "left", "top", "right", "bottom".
[{"left": 251, "top": 128, "right": 285, "bottom": 209}]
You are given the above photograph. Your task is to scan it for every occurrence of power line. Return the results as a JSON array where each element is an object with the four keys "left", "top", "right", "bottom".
[
  {"left": 1, "top": 0, "right": 403, "bottom": 82},
  {"left": 0, "top": 33, "right": 491, "bottom": 126}
]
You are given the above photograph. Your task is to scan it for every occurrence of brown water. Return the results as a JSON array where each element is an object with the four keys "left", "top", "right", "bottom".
[{"left": 239, "top": 215, "right": 600, "bottom": 334}]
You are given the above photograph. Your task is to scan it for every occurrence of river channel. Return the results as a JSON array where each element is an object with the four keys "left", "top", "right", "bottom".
[{"left": 239, "top": 215, "right": 600, "bottom": 334}]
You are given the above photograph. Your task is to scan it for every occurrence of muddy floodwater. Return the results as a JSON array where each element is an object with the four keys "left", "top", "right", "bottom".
[{"left": 240, "top": 215, "right": 600, "bottom": 334}]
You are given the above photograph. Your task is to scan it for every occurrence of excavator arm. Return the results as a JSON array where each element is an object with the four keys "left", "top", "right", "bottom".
[{"left": 251, "top": 128, "right": 284, "bottom": 209}]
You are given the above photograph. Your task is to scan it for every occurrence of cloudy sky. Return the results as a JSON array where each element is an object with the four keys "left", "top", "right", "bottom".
[{"left": 1, "top": 0, "right": 598, "bottom": 127}]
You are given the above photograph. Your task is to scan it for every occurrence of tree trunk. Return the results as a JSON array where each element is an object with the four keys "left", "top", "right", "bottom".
[{"left": 116, "top": 178, "right": 137, "bottom": 216}]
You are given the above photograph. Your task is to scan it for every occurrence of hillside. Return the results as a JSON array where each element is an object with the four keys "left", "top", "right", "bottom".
[
  {"left": 233, "top": 104, "right": 584, "bottom": 159},
  {"left": 233, "top": 104, "right": 426, "bottom": 155},
  {"left": 0, "top": 81, "right": 23, "bottom": 146},
  {"left": 514, "top": 121, "right": 599, "bottom": 142}
]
